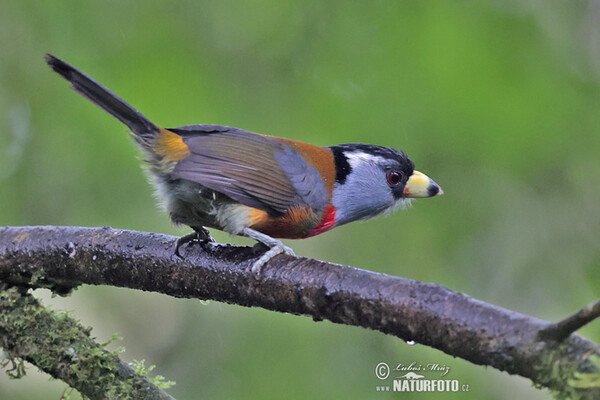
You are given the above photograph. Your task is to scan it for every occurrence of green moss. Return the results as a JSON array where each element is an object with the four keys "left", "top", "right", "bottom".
[
  {"left": 568, "top": 355, "right": 600, "bottom": 389},
  {"left": 532, "top": 341, "right": 600, "bottom": 400},
  {"left": 29, "top": 268, "right": 45, "bottom": 286},
  {"left": 0, "top": 286, "right": 169, "bottom": 399},
  {"left": 0, "top": 352, "right": 26, "bottom": 379},
  {"left": 131, "top": 360, "right": 176, "bottom": 389}
]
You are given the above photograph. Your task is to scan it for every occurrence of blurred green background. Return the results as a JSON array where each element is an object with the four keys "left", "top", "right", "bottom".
[{"left": 1, "top": 0, "right": 599, "bottom": 399}]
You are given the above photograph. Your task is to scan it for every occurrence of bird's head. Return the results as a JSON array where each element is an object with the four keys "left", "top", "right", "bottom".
[{"left": 328, "top": 144, "right": 442, "bottom": 226}]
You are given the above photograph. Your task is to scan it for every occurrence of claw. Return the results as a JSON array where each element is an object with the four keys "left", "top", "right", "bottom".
[
  {"left": 174, "top": 232, "right": 198, "bottom": 258},
  {"left": 242, "top": 228, "right": 296, "bottom": 273},
  {"left": 174, "top": 226, "right": 214, "bottom": 258},
  {"left": 251, "top": 244, "right": 295, "bottom": 273}
]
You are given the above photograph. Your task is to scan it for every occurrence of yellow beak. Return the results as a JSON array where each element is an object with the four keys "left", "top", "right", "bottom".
[{"left": 403, "top": 170, "right": 444, "bottom": 198}]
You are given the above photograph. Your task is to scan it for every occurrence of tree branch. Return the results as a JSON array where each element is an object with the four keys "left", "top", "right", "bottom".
[
  {"left": 0, "top": 225, "right": 599, "bottom": 398},
  {"left": 539, "top": 298, "right": 600, "bottom": 341},
  {"left": 0, "top": 283, "right": 174, "bottom": 400}
]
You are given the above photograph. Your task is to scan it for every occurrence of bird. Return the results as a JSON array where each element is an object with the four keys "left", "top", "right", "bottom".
[{"left": 45, "top": 54, "right": 443, "bottom": 272}]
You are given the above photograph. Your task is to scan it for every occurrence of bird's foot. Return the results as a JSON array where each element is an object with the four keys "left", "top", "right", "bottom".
[
  {"left": 243, "top": 228, "right": 296, "bottom": 273},
  {"left": 175, "top": 226, "right": 214, "bottom": 258}
]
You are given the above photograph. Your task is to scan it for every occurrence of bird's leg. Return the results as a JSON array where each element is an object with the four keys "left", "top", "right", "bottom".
[
  {"left": 175, "top": 226, "right": 214, "bottom": 258},
  {"left": 243, "top": 228, "right": 296, "bottom": 273}
]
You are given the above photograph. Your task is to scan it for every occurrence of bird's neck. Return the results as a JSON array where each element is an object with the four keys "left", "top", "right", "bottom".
[{"left": 305, "top": 204, "right": 337, "bottom": 238}]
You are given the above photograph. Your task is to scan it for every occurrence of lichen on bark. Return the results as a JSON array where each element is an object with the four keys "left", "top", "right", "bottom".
[{"left": 0, "top": 285, "right": 173, "bottom": 400}]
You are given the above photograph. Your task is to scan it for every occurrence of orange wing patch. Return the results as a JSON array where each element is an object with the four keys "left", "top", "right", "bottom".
[
  {"left": 155, "top": 128, "right": 191, "bottom": 162},
  {"left": 249, "top": 207, "right": 270, "bottom": 225}
]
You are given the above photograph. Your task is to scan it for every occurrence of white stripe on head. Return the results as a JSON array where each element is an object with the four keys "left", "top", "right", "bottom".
[{"left": 344, "top": 151, "right": 386, "bottom": 168}]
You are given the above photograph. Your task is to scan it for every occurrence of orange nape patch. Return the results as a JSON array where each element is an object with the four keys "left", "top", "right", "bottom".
[
  {"left": 265, "top": 136, "right": 336, "bottom": 197},
  {"left": 155, "top": 128, "right": 190, "bottom": 162}
]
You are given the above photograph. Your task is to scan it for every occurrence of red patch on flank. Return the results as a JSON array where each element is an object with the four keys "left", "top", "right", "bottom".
[{"left": 306, "top": 204, "right": 336, "bottom": 238}]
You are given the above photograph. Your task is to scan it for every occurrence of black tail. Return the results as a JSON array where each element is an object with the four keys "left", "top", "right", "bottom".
[{"left": 45, "top": 54, "right": 158, "bottom": 138}]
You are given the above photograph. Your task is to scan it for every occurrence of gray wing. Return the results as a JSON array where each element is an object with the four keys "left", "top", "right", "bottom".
[{"left": 170, "top": 125, "right": 328, "bottom": 216}]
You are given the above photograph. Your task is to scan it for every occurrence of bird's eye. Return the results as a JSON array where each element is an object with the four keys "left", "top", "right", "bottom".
[{"left": 387, "top": 171, "right": 402, "bottom": 186}]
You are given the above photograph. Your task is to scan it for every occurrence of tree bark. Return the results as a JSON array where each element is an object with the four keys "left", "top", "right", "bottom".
[{"left": 0, "top": 225, "right": 599, "bottom": 399}]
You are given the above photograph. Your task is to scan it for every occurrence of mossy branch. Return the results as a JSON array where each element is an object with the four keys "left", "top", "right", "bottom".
[
  {"left": 0, "top": 225, "right": 599, "bottom": 399},
  {"left": 0, "top": 284, "right": 174, "bottom": 400}
]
